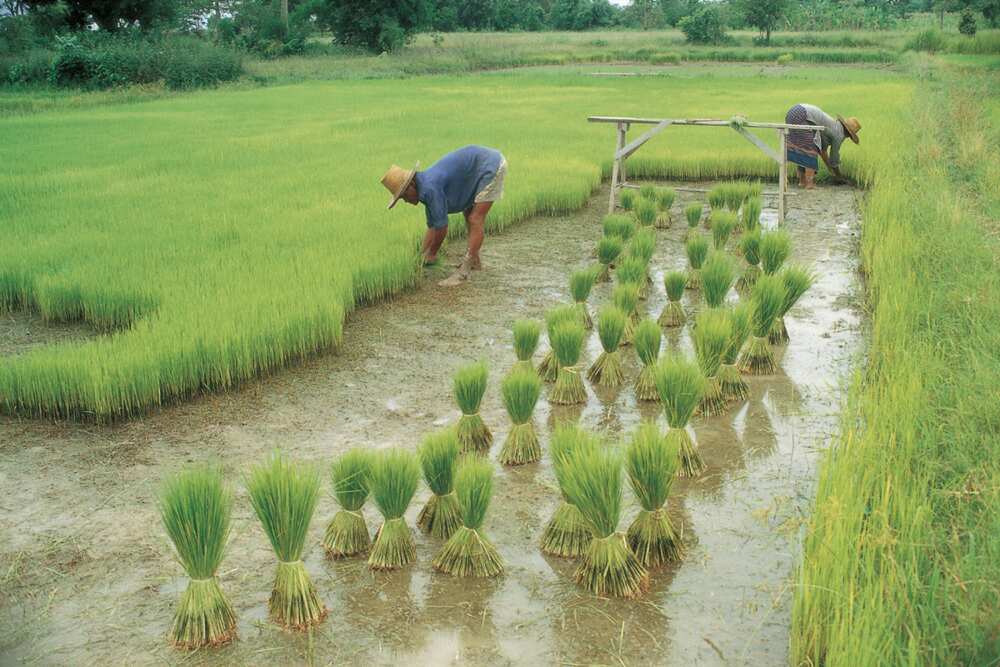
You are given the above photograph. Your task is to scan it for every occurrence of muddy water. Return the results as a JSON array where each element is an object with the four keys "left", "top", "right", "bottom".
[{"left": 0, "top": 183, "right": 863, "bottom": 666}]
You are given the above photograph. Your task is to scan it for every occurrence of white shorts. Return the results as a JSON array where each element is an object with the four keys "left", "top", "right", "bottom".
[{"left": 474, "top": 157, "right": 507, "bottom": 204}]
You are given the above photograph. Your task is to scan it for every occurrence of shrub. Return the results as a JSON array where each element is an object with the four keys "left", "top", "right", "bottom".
[
  {"left": 678, "top": 5, "right": 728, "bottom": 44},
  {"left": 959, "top": 9, "right": 977, "bottom": 37},
  {"left": 905, "top": 28, "right": 947, "bottom": 53},
  {"left": 776, "top": 53, "right": 794, "bottom": 64}
]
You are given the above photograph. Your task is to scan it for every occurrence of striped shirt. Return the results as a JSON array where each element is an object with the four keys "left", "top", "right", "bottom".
[{"left": 800, "top": 104, "right": 847, "bottom": 168}]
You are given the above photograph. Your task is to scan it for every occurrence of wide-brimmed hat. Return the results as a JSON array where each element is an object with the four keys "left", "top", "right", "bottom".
[
  {"left": 380, "top": 162, "right": 419, "bottom": 210},
  {"left": 838, "top": 116, "right": 861, "bottom": 144}
]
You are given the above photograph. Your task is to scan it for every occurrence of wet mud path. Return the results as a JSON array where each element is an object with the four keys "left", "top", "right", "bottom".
[{"left": 0, "top": 182, "right": 864, "bottom": 666}]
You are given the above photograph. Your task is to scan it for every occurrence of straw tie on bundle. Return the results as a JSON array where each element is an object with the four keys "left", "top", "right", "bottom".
[
  {"left": 417, "top": 428, "right": 462, "bottom": 539},
  {"left": 453, "top": 360, "right": 492, "bottom": 453}
]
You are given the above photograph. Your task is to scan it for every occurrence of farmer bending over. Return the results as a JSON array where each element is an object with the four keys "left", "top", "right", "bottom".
[
  {"left": 784, "top": 104, "right": 860, "bottom": 189},
  {"left": 381, "top": 145, "right": 507, "bottom": 287}
]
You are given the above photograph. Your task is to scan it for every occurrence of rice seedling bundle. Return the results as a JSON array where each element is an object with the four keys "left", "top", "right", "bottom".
[
  {"left": 569, "top": 267, "right": 598, "bottom": 329},
  {"left": 246, "top": 452, "right": 326, "bottom": 629},
  {"left": 707, "top": 186, "right": 726, "bottom": 213},
  {"left": 719, "top": 302, "right": 752, "bottom": 402},
  {"left": 760, "top": 229, "right": 792, "bottom": 276},
  {"left": 736, "top": 228, "right": 762, "bottom": 294},
  {"left": 627, "top": 227, "right": 656, "bottom": 267},
  {"left": 635, "top": 199, "right": 657, "bottom": 227},
  {"left": 322, "top": 449, "right": 373, "bottom": 558},
  {"left": 615, "top": 255, "right": 648, "bottom": 299},
  {"left": 639, "top": 184, "right": 658, "bottom": 200},
  {"left": 700, "top": 252, "right": 736, "bottom": 309},
  {"left": 711, "top": 211, "right": 737, "bottom": 251},
  {"left": 596, "top": 235, "right": 624, "bottom": 282},
  {"left": 587, "top": 305, "right": 627, "bottom": 388},
  {"left": 549, "top": 320, "right": 588, "bottom": 405},
  {"left": 433, "top": 456, "right": 503, "bottom": 577},
  {"left": 542, "top": 425, "right": 600, "bottom": 557},
  {"left": 417, "top": 429, "right": 462, "bottom": 538},
  {"left": 538, "top": 305, "right": 578, "bottom": 382},
  {"left": 611, "top": 282, "right": 640, "bottom": 345},
  {"left": 633, "top": 318, "right": 662, "bottom": 402},
  {"left": 656, "top": 188, "right": 675, "bottom": 228},
  {"left": 741, "top": 195, "right": 762, "bottom": 232},
  {"left": 620, "top": 189, "right": 636, "bottom": 211},
  {"left": 693, "top": 309, "right": 732, "bottom": 417},
  {"left": 658, "top": 270, "right": 687, "bottom": 328},
  {"left": 159, "top": 464, "right": 237, "bottom": 649},
  {"left": 625, "top": 423, "right": 682, "bottom": 567},
  {"left": 498, "top": 368, "right": 542, "bottom": 465},
  {"left": 511, "top": 319, "right": 541, "bottom": 374},
  {"left": 602, "top": 214, "right": 636, "bottom": 242},
  {"left": 561, "top": 446, "right": 648, "bottom": 598},
  {"left": 748, "top": 181, "right": 763, "bottom": 201},
  {"left": 685, "top": 233, "right": 709, "bottom": 289},
  {"left": 684, "top": 202, "right": 703, "bottom": 232},
  {"left": 723, "top": 182, "right": 749, "bottom": 212},
  {"left": 453, "top": 360, "right": 492, "bottom": 453},
  {"left": 368, "top": 449, "right": 420, "bottom": 570},
  {"left": 653, "top": 355, "right": 706, "bottom": 477},
  {"left": 771, "top": 265, "right": 815, "bottom": 345},
  {"left": 739, "top": 274, "right": 785, "bottom": 375}
]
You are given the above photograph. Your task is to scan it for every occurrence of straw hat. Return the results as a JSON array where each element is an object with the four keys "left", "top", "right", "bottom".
[
  {"left": 380, "top": 162, "right": 419, "bottom": 209},
  {"left": 838, "top": 116, "right": 861, "bottom": 144}
]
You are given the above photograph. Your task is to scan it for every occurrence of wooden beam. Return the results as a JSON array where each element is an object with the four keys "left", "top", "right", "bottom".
[
  {"left": 588, "top": 116, "right": 822, "bottom": 133},
  {"left": 669, "top": 186, "right": 796, "bottom": 197},
  {"left": 733, "top": 126, "right": 780, "bottom": 164},
  {"left": 778, "top": 129, "right": 787, "bottom": 225},
  {"left": 615, "top": 120, "right": 671, "bottom": 161},
  {"left": 608, "top": 121, "right": 626, "bottom": 214}
]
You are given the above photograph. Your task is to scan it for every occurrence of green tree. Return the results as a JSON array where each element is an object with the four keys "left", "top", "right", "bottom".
[
  {"left": 677, "top": 3, "right": 726, "bottom": 42},
  {"left": 319, "top": 0, "right": 430, "bottom": 52},
  {"left": 24, "top": 0, "right": 173, "bottom": 30},
  {"left": 458, "top": 0, "right": 496, "bottom": 29},
  {"left": 737, "top": 0, "right": 787, "bottom": 42}
]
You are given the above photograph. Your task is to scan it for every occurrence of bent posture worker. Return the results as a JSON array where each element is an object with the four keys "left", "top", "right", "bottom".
[{"left": 784, "top": 104, "right": 861, "bottom": 189}]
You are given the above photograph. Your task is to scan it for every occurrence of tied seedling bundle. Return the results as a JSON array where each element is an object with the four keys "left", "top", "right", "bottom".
[
  {"left": 626, "top": 423, "right": 682, "bottom": 567},
  {"left": 760, "top": 229, "right": 791, "bottom": 276},
  {"left": 639, "top": 184, "right": 657, "bottom": 201},
  {"left": 433, "top": 456, "right": 504, "bottom": 577},
  {"left": 569, "top": 267, "right": 598, "bottom": 329},
  {"left": 453, "top": 360, "right": 492, "bottom": 453},
  {"left": 654, "top": 355, "right": 706, "bottom": 477},
  {"left": 685, "top": 233, "right": 709, "bottom": 290},
  {"left": 736, "top": 228, "right": 762, "bottom": 294},
  {"left": 596, "top": 235, "right": 623, "bottom": 282},
  {"left": 633, "top": 318, "right": 662, "bottom": 402},
  {"left": 723, "top": 182, "right": 749, "bottom": 213},
  {"left": 615, "top": 256, "right": 648, "bottom": 300},
  {"left": 719, "top": 302, "right": 752, "bottom": 402},
  {"left": 739, "top": 274, "right": 786, "bottom": 375},
  {"left": 658, "top": 270, "right": 687, "bottom": 328},
  {"left": 711, "top": 211, "right": 737, "bottom": 251},
  {"left": 159, "top": 464, "right": 237, "bottom": 649},
  {"left": 620, "top": 189, "right": 636, "bottom": 211},
  {"left": 693, "top": 309, "right": 732, "bottom": 417},
  {"left": 771, "top": 265, "right": 815, "bottom": 345},
  {"left": 602, "top": 214, "right": 637, "bottom": 242},
  {"left": 538, "top": 305, "right": 578, "bottom": 382},
  {"left": 549, "top": 319, "right": 588, "bottom": 405},
  {"left": 635, "top": 199, "right": 657, "bottom": 227},
  {"left": 741, "top": 196, "right": 762, "bottom": 232},
  {"left": 542, "top": 425, "right": 600, "bottom": 557},
  {"left": 368, "top": 449, "right": 420, "bottom": 570},
  {"left": 417, "top": 429, "right": 462, "bottom": 539},
  {"left": 499, "top": 368, "right": 542, "bottom": 465},
  {"left": 511, "top": 319, "right": 540, "bottom": 374},
  {"left": 684, "top": 203, "right": 703, "bottom": 236},
  {"left": 656, "top": 188, "right": 675, "bottom": 228},
  {"left": 323, "top": 449, "right": 373, "bottom": 558},
  {"left": 707, "top": 186, "right": 726, "bottom": 220},
  {"left": 701, "top": 252, "right": 735, "bottom": 310},
  {"left": 611, "top": 282, "right": 640, "bottom": 345},
  {"left": 587, "top": 305, "right": 627, "bottom": 388},
  {"left": 246, "top": 452, "right": 326, "bottom": 630},
  {"left": 628, "top": 227, "right": 656, "bottom": 268}
]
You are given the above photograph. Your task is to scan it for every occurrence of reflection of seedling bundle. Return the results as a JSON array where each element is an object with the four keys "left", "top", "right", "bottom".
[
  {"left": 639, "top": 184, "right": 657, "bottom": 201},
  {"left": 433, "top": 457, "right": 504, "bottom": 578},
  {"left": 538, "top": 305, "right": 578, "bottom": 382},
  {"left": 684, "top": 203, "right": 703, "bottom": 234},
  {"left": 417, "top": 429, "right": 462, "bottom": 539},
  {"left": 596, "top": 235, "right": 623, "bottom": 282},
  {"left": 635, "top": 199, "right": 657, "bottom": 227},
  {"left": 453, "top": 361, "right": 492, "bottom": 453},
  {"left": 603, "top": 214, "right": 637, "bottom": 242},
  {"left": 711, "top": 211, "right": 736, "bottom": 250},
  {"left": 719, "top": 302, "right": 751, "bottom": 402},
  {"left": 736, "top": 229, "right": 762, "bottom": 294},
  {"left": 739, "top": 274, "right": 786, "bottom": 375},
  {"left": 615, "top": 255, "right": 648, "bottom": 299},
  {"left": 653, "top": 355, "right": 706, "bottom": 477},
  {"left": 620, "top": 189, "right": 636, "bottom": 211},
  {"left": 587, "top": 305, "right": 627, "bottom": 388},
  {"left": 700, "top": 252, "right": 735, "bottom": 310},
  {"left": 541, "top": 425, "right": 599, "bottom": 557},
  {"left": 368, "top": 449, "right": 420, "bottom": 570},
  {"left": 499, "top": 368, "right": 542, "bottom": 465},
  {"left": 694, "top": 309, "right": 732, "bottom": 417},
  {"left": 246, "top": 452, "right": 327, "bottom": 629},
  {"left": 760, "top": 229, "right": 791, "bottom": 276},
  {"left": 685, "top": 234, "right": 709, "bottom": 289},
  {"left": 549, "top": 320, "right": 588, "bottom": 405},
  {"left": 633, "top": 318, "right": 662, "bottom": 402},
  {"left": 658, "top": 270, "right": 687, "bottom": 328},
  {"left": 511, "top": 319, "right": 540, "bottom": 374},
  {"left": 323, "top": 449, "right": 374, "bottom": 558},
  {"left": 159, "top": 465, "right": 237, "bottom": 649},
  {"left": 656, "top": 188, "right": 675, "bottom": 228},
  {"left": 771, "top": 265, "right": 815, "bottom": 345},
  {"left": 741, "top": 195, "right": 762, "bottom": 232},
  {"left": 612, "top": 282, "right": 640, "bottom": 344},
  {"left": 569, "top": 267, "right": 598, "bottom": 329},
  {"left": 626, "top": 423, "right": 682, "bottom": 567}
]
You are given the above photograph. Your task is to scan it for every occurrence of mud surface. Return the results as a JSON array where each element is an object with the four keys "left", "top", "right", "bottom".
[
  {"left": 0, "top": 182, "right": 864, "bottom": 666},
  {"left": 0, "top": 310, "right": 98, "bottom": 357}
]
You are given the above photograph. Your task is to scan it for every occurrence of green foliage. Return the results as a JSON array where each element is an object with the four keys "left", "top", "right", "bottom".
[
  {"left": 626, "top": 423, "right": 678, "bottom": 510},
  {"left": 550, "top": 320, "right": 585, "bottom": 367},
  {"left": 628, "top": 227, "right": 656, "bottom": 265},
  {"left": 656, "top": 188, "right": 676, "bottom": 211},
  {"left": 749, "top": 274, "right": 786, "bottom": 337},
  {"left": 369, "top": 449, "right": 420, "bottom": 520},
  {"left": 501, "top": 367, "right": 541, "bottom": 424},
  {"left": 693, "top": 309, "right": 731, "bottom": 378},
  {"left": 620, "top": 188, "right": 636, "bottom": 211},
  {"left": 742, "top": 196, "right": 762, "bottom": 230},
  {"left": 678, "top": 4, "right": 728, "bottom": 44},
  {"left": 633, "top": 317, "right": 661, "bottom": 366},
  {"left": 602, "top": 214, "right": 636, "bottom": 241},
  {"left": 780, "top": 265, "right": 815, "bottom": 315},
  {"left": 711, "top": 211, "right": 736, "bottom": 249},
  {"left": 615, "top": 255, "right": 646, "bottom": 287},
  {"left": 569, "top": 266, "right": 597, "bottom": 303},
  {"left": 723, "top": 301, "right": 752, "bottom": 365},
  {"left": 612, "top": 282, "right": 639, "bottom": 316},
  {"left": 597, "top": 305, "right": 626, "bottom": 352},
  {"left": 419, "top": 428, "right": 460, "bottom": 496},
  {"left": 664, "top": 270, "right": 687, "bottom": 302},
  {"left": 701, "top": 252, "right": 735, "bottom": 308},
  {"left": 560, "top": 445, "right": 623, "bottom": 538},
  {"left": 684, "top": 203, "right": 703, "bottom": 228},
  {"left": 635, "top": 198, "right": 657, "bottom": 226},
  {"left": 686, "top": 233, "right": 709, "bottom": 270},
  {"left": 330, "top": 449, "right": 372, "bottom": 511},
  {"left": 319, "top": 0, "right": 431, "bottom": 52},
  {"left": 738, "top": 0, "right": 788, "bottom": 42},
  {"left": 741, "top": 228, "right": 762, "bottom": 265},
  {"left": 639, "top": 184, "right": 657, "bottom": 200},
  {"left": 550, "top": 0, "right": 619, "bottom": 30},
  {"left": 760, "top": 229, "right": 792, "bottom": 274},
  {"left": 512, "top": 319, "right": 541, "bottom": 362},
  {"left": 959, "top": 8, "right": 977, "bottom": 36},
  {"left": 597, "top": 235, "right": 624, "bottom": 266},
  {"left": 453, "top": 360, "right": 488, "bottom": 415},
  {"left": 653, "top": 355, "right": 704, "bottom": 427},
  {"left": 455, "top": 455, "right": 493, "bottom": 529},
  {"left": 246, "top": 452, "right": 320, "bottom": 561},
  {"left": 160, "top": 464, "right": 232, "bottom": 580}
]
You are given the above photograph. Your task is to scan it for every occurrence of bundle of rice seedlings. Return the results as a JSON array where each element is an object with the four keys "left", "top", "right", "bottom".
[
  {"left": 541, "top": 425, "right": 600, "bottom": 557},
  {"left": 701, "top": 252, "right": 735, "bottom": 310},
  {"left": 538, "top": 305, "right": 579, "bottom": 382},
  {"left": 587, "top": 305, "right": 627, "bottom": 388},
  {"left": 693, "top": 309, "right": 732, "bottom": 417},
  {"left": 627, "top": 226, "right": 656, "bottom": 267},
  {"left": 736, "top": 228, "right": 762, "bottom": 294},
  {"left": 707, "top": 186, "right": 726, "bottom": 214},
  {"left": 760, "top": 229, "right": 791, "bottom": 276},
  {"left": 368, "top": 449, "right": 420, "bottom": 570},
  {"left": 549, "top": 320, "right": 588, "bottom": 405},
  {"left": 511, "top": 319, "right": 540, "bottom": 374},
  {"left": 658, "top": 270, "right": 687, "bottom": 328},
  {"left": 748, "top": 181, "right": 763, "bottom": 201},
  {"left": 639, "top": 184, "right": 657, "bottom": 201},
  {"left": 620, "top": 189, "right": 636, "bottom": 211},
  {"left": 739, "top": 274, "right": 786, "bottom": 375},
  {"left": 499, "top": 368, "right": 542, "bottom": 465},
  {"left": 453, "top": 361, "right": 492, "bottom": 453},
  {"left": 684, "top": 202, "right": 703, "bottom": 233},
  {"left": 569, "top": 267, "right": 598, "bottom": 329},
  {"left": 416, "top": 429, "right": 462, "bottom": 539},
  {"left": 625, "top": 423, "right": 682, "bottom": 567},
  {"left": 602, "top": 214, "right": 636, "bottom": 242},
  {"left": 633, "top": 318, "right": 662, "bottom": 402},
  {"left": 596, "top": 236, "right": 623, "bottom": 282},
  {"left": 322, "top": 449, "right": 373, "bottom": 558},
  {"left": 723, "top": 183, "right": 748, "bottom": 213},
  {"left": 561, "top": 446, "right": 648, "bottom": 598},
  {"left": 771, "top": 265, "right": 815, "bottom": 345},
  {"left": 685, "top": 234, "right": 709, "bottom": 289},
  {"left": 433, "top": 457, "right": 503, "bottom": 577},
  {"left": 635, "top": 199, "right": 657, "bottom": 227},
  {"left": 741, "top": 195, "right": 762, "bottom": 232},
  {"left": 615, "top": 256, "right": 648, "bottom": 299},
  {"left": 611, "top": 282, "right": 640, "bottom": 345},
  {"left": 159, "top": 464, "right": 237, "bottom": 649},
  {"left": 656, "top": 187, "right": 675, "bottom": 214},
  {"left": 246, "top": 452, "right": 326, "bottom": 629},
  {"left": 711, "top": 211, "right": 737, "bottom": 251},
  {"left": 719, "top": 302, "right": 752, "bottom": 402},
  {"left": 653, "top": 355, "right": 706, "bottom": 477}
]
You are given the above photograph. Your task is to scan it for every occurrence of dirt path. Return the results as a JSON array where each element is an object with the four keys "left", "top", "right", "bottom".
[{"left": 0, "top": 182, "right": 863, "bottom": 666}]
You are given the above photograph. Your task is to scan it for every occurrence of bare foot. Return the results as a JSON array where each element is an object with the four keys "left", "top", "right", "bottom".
[{"left": 454, "top": 255, "right": 482, "bottom": 270}]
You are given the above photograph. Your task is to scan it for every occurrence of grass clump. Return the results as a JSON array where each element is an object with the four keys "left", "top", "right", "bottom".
[
  {"left": 707, "top": 186, "right": 726, "bottom": 215},
  {"left": 626, "top": 423, "right": 682, "bottom": 567},
  {"left": 701, "top": 252, "right": 735, "bottom": 310},
  {"left": 611, "top": 282, "right": 640, "bottom": 345},
  {"left": 602, "top": 214, "right": 636, "bottom": 242},
  {"left": 570, "top": 267, "right": 598, "bottom": 329},
  {"left": 541, "top": 425, "right": 600, "bottom": 558},
  {"left": 685, "top": 233, "right": 709, "bottom": 290},
  {"left": 587, "top": 305, "right": 627, "bottom": 388},
  {"left": 736, "top": 228, "right": 762, "bottom": 294},
  {"left": 596, "top": 235, "right": 624, "bottom": 282},
  {"left": 656, "top": 188, "right": 675, "bottom": 228},
  {"left": 633, "top": 318, "right": 662, "bottom": 402},
  {"left": 620, "top": 188, "right": 636, "bottom": 211},
  {"left": 710, "top": 211, "right": 737, "bottom": 250},
  {"left": 684, "top": 202, "right": 703, "bottom": 233},
  {"left": 417, "top": 429, "right": 462, "bottom": 539},
  {"left": 246, "top": 452, "right": 326, "bottom": 630},
  {"left": 639, "top": 184, "right": 657, "bottom": 201},
  {"left": 719, "top": 302, "right": 752, "bottom": 402},
  {"left": 368, "top": 449, "right": 420, "bottom": 570},
  {"left": 615, "top": 255, "right": 648, "bottom": 299},
  {"left": 499, "top": 368, "right": 542, "bottom": 465},
  {"left": 693, "top": 309, "right": 732, "bottom": 417},
  {"left": 549, "top": 320, "right": 588, "bottom": 405},
  {"left": 159, "top": 464, "right": 237, "bottom": 650},
  {"left": 511, "top": 319, "right": 541, "bottom": 374},
  {"left": 741, "top": 195, "right": 762, "bottom": 232},
  {"left": 654, "top": 355, "right": 706, "bottom": 477},
  {"left": 739, "top": 274, "right": 785, "bottom": 375},
  {"left": 453, "top": 361, "right": 492, "bottom": 453},
  {"left": 323, "top": 449, "right": 373, "bottom": 558},
  {"left": 628, "top": 227, "right": 656, "bottom": 267},
  {"left": 760, "top": 229, "right": 791, "bottom": 276},
  {"left": 433, "top": 456, "right": 504, "bottom": 578},
  {"left": 634, "top": 198, "right": 657, "bottom": 227},
  {"left": 659, "top": 270, "right": 687, "bottom": 328},
  {"left": 538, "top": 305, "right": 578, "bottom": 382},
  {"left": 772, "top": 265, "right": 815, "bottom": 345}
]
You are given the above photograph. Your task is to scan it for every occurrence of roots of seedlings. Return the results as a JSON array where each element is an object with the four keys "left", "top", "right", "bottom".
[
  {"left": 541, "top": 502, "right": 592, "bottom": 557},
  {"left": 268, "top": 561, "right": 327, "bottom": 630},
  {"left": 686, "top": 269, "right": 701, "bottom": 290},
  {"left": 538, "top": 351, "right": 559, "bottom": 383},
  {"left": 417, "top": 492, "right": 462, "bottom": 540},
  {"left": 656, "top": 213, "right": 672, "bottom": 229},
  {"left": 587, "top": 351, "right": 625, "bottom": 388},
  {"left": 551, "top": 367, "right": 587, "bottom": 405},
  {"left": 432, "top": 526, "right": 504, "bottom": 577},
  {"left": 667, "top": 427, "right": 705, "bottom": 478},
  {"left": 498, "top": 421, "right": 541, "bottom": 466},
  {"left": 738, "top": 336, "right": 777, "bottom": 376},
  {"left": 576, "top": 303, "right": 593, "bottom": 330},
  {"left": 658, "top": 301, "right": 685, "bottom": 328},
  {"left": 368, "top": 517, "right": 416, "bottom": 570},
  {"left": 596, "top": 264, "right": 612, "bottom": 282},
  {"left": 769, "top": 317, "right": 790, "bottom": 345},
  {"left": 169, "top": 578, "right": 238, "bottom": 649},
  {"left": 736, "top": 265, "right": 760, "bottom": 294},
  {"left": 718, "top": 363, "right": 749, "bottom": 403},
  {"left": 457, "top": 413, "right": 493, "bottom": 454},
  {"left": 621, "top": 317, "right": 636, "bottom": 346},
  {"left": 626, "top": 509, "right": 683, "bottom": 568},
  {"left": 574, "top": 533, "right": 649, "bottom": 599},
  {"left": 634, "top": 365, "right": 660, "bottom": 402},
  {"left": 323, "top": 509, "right": 371, "bottom": 558},
  {"left": 697, "top": 376, "right": 727, "bottom": 417}
]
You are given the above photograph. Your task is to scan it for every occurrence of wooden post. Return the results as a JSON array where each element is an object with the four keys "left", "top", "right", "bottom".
[
  {"left": 608, "top": 121, "right": 627, "bottom": 214},
  {"left": 778, "top": 128, "right": 787, "bottom": 226}
]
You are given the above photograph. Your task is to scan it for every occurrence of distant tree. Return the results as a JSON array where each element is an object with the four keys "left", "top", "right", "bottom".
[
  {"left": 430, "top": 0, "right": 459, "bottom": 30},
  {"left": 458, "top": 0, "right": 495, "bottom": 29},
  {"left": 977, "top": 0, "right": 999, "bottom": 25},
  {"left": 677, "top": 2, "right": 726, "bottom": 42},
  {"left": 551, "top": 0, "right": 616, "bottom": 29},
  {"left": 958, "top": 5, "right": 977, "bottom": 31},
  {"left": 737, "top": 0, "right": 787, "bottom": 42},
  {"left": 24, "top": 0, "right": 173, "bottom": 29},
  {"left": 319, "top": 0, "right": 430, "bottom": 51},
  {"left": 631, "top": 0, "right": 663, "bottom": 28},
  {"left": 494, "top": 0, "right": 545, "bottom": 30}
]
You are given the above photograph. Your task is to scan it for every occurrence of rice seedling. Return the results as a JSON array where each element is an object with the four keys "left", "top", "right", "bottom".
[
  {"left": 653, "top": 355, "right": 706, "bottom": 477},
  {"left": 587, "top": 305, "right": 627, "bottom": 388},
  {"left": 685, "top": 233, "right": 709, "bottom": 290},
  {"left": 719, "top": 302, "right": 752, "bottom": 402},
  {"left": 634, "top": 199, "right": 657, "bottom": 227},
  {"left": 611, "top": 282, "right": 640, "bottom": 345},
  {"left": 432, "top": 456, "right": 503, "bottom": 577},
  {"left": 684, "top": 202, "right": 703, "bottom": 233},
  {"left": 620, "top": 188, "right": 636, "bottom": 211},
  {"left": 633, "top": 318, "right": 662, "bottom": 402},
  {"left": 322, "top": 449, "right": 373, "bottom": 558},
  {"left": 760, "top": 229, "right": 792, "bottom": 276},
  {"left": 549, "top": 319, "right": 588, "bottom": 405},
  {"left": 417, "top": 429, "right": 462, "bottom": 539},
  {"left": 639, "top": 184, "right": 657, "bottom": 201},
  {"left": 711, "top": 211, "right": 737, "bottom": 251},
  {"left": 453, "top": 361, "right": 492, "bottom": 454},
  {"left": 511, "top": 319, "right": 541, "bottom": 374},
  {"left": 741, "top": 195, "right": 762, "bottom": 232},
  {"left": 625, "top": 423, "right": 682, "bottom": 567},
  {"left": 771, "top": 265, "right": 815, "bottom": 345},
  {"left": 246, "top": 452, "right": 326, "bottom": 629},
  {"left": 602, "top": 214, "right": 637, "bottom": 242},
  {"left": 159, "top": 464, "right": 237, "bottom": 649},
  {"left": 538, "top": 305, "right": 579, "bottom": 382},
  {"left": 627, "top": 227, "right": 656, "bottom": 267},
  {"left": 541, "top": 425, "right": 600, "bottom": 558},
  {"left": 569, "top": 267, "right": 598, "bottom": 329},
  {"left": 700, "top": 252, "right": 736, "bottom": 310},
  {"left": 739, "top": 274, "right": 785, "bottom": 375},
  {"left": 596, "top": 235, "right": 623, "bottom": 282},
  {"left": 655, "top": 187, "right": 675, "bottom": 228},
  {"left": 736, "top": 228, "right": 762, "bottom": 294},
  {"left": 707, "top": 186, "right": 726, "bottom": 213},
  {"left": 561, "top": 445, "right": 648, "bottom": 598},
  {"left": 693, "top": 309, "right": 732, "bottom": 417},
  {"left": 499, "top": 368, "right": 542, "bottom": 465},
  {"left": 367, "top": 448, "right": 421, "bottom": 570},
  {"left": 615, "top": 255, "right": 648, "bottom": 299},
  {"left": 658, "top": 270, "right": 687, "bottom": 328},
  {"left": 723, "top": 183, "right": 749, "bottom": 213}
]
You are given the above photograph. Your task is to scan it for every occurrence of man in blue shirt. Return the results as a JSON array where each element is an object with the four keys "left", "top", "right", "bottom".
[{"left": 381, "top": 145, "right": 507, "bottom": 287}]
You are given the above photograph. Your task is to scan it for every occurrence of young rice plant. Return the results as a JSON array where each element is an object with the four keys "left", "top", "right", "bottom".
[
  {"left": 760, "top": 229, "right": 792, "bottom": 276},
  {"left": 693, "top": 309, "right": 732, "bottom": 417},
  {"left": 711, "top": 211, "right": 737, "bottom": 251},
  {"left": 323, "top": 449, "right": 374, "bottom": 558},
  {"left": 453, "top": 360, "right": 492, "bottom": 453},
  {"left": 685, "top": 234, "right": 709, "bottom": 290},
  {"left": 538, "top": 305, "right": 578, "bottom": 382},
  {"left": 615, "top": 256, "right": 648, "bottom": 300},
  {"left": 635, "top": 199, "right": 657, "bottom": 227},
  {"left": 684, "top": 202, "right": 703, "bottom": 233},
  {"left": 772, "top": 265, "right": 815, "bottom": 345},
  {"left": 719, "top": 302, "right": 752, "bottom": 402},
  {"left": 368, "top": 448, "right": 421, "bottom": 570},
  {"left": 633, "top": 318, "right": 662, "bottom": 402},
  {"left": 602, "top": 214, "right": 636, "bottom": 242},
  {"left": 417, "top": 429, "right": 462, "bottom": 539},
  {"left": 611, "top": 282, "right": 640, "bottom": 345},
  {"left": 433, "top": 456, "right": 504, "bottom": 577},
  {"left": 654, "top": 355, "right": 706, "bottom": 477},
  {"left": 541, "top": 425, "right": 600, "bottom": 558},
  {"left": 587, "top": 305, "right": 627, "bottom": 389},
  {"left": 620, "top": 189, "right": 636, "bottom": 211},
  {"left": 569, "top": 267, "right": 598, "bottom": 330},
  {"left": 549, "top": 320, "right": 588, "bottom": 405},
  {"left": 739, "top": 274, "right": 785, "bottom": 375},
  {"left": 737, "top": 228, "right": 762, "bottom": 294},
  {"left": 659, "top": 270, "right": 687, "bottom": 328},
  {"left": 596, "top": 235, "right": 624, "bottom": 282},
  {"left": 511, "top": 319, "right": 541, "bottom": 374},
  {"left": 700, "top": 252, "right": 736, "bottom": 310},
  {"left": 625, "top": 423, "right": 682, "bottom": 567},
  {"left": 655, "top": 187, "right": 675, "bottom": 228},
  {"left": 499, "top": 367, "right": 543, "bottom": 465}
]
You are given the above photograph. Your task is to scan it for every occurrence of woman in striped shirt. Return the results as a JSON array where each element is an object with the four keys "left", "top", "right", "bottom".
[{"left": 784, "top": 104, "right": 861, "bottom": 189}]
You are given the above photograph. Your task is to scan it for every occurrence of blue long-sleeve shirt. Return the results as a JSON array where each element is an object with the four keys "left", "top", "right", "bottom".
[{"left": 414, "top": 146, "right": 503, "bottom": 229}]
